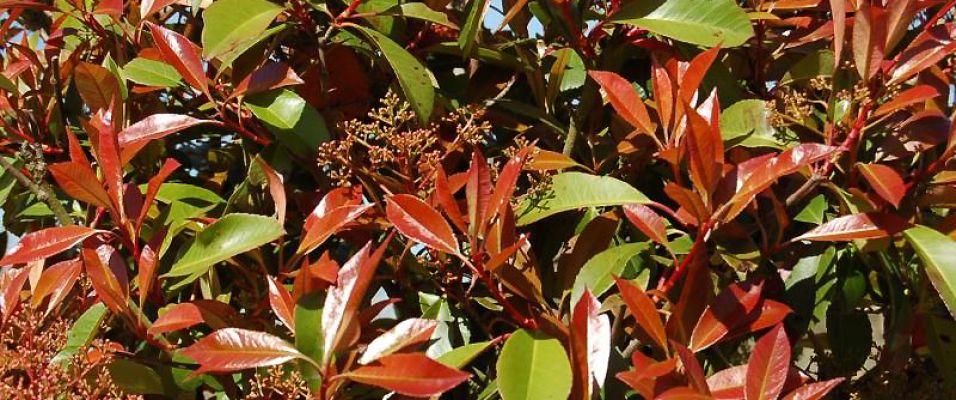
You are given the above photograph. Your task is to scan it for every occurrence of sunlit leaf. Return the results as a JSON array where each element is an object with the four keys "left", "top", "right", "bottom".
[
  {"left": 181, "top": 328, "right": 306, "bottom": 373},
  {"left": 497, "top": 329, "right": 573, "bottom": 400},
  {"left": 344, "top": 353, "right": 471, "bottom": 397}
]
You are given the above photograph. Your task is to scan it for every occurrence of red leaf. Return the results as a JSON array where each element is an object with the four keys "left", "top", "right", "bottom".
[
  {"left": 708, "top": 365, "right": 748, "bottom": 399},
  {"left": 889, "top": 24, "right": 956, "bottom": 85},
  {"left": 231, "top": 62, "right": 304, "bottom": 99},
  {"left": 386, "top": 194, "right": 459, "bottom": 254},
  {"left": 664, "top": 183, "right": 708, "bottom": 224},
  {"left": 74, "top": 62, "right": 120, "bottom": 112},
  {"left": 137, "top": 239, "right": 160, "bottom": 308},
  {"left": 180, "top": 328, "right": 304, "bottom": 374},
  {"left": 266, "top": 276, "right": 295, "bottom": 333},
  {"left": 588, "top": 71, "right": 656, "bottom": 135},
  {"left": 322, "top": 238, "right": 391, "bottom": 365},
  {"left": 304, "top": 187, "right": 362, "bottom": 231},
  {"left": 434, "top": 167, "right": 467, "bottom": 233},
  {"left": 526, "top": 148, "right": 584, "bottom": 171},
  {"left": 856, "top": 163, "right": 906, "bottom": 208},
  {"left": 137, "top": 158, "right": 180, "bottom": 230},
  {"left": 140, "top": 0, "right": 175, "bottom": 17},
  {"left": 652, "top": 58, "right": 675, "bottom": 131},
  {"left": 93, "top": 0, "right": 123, "bottom": 15},
  {"left": 343, "top": 353, "right": 471, "bottom": 397},
  {"left": 66, "top": 127, "right": 90, "bottom": 164},
  {"left": 781, "top": 378, "right": 845, "bottom": 400},
  {"left": 829, "top": 0, "right": 846, "bottom": 68},
  {"left": 48, "top": 162, "right": 112, "bottom": 208},
  {"left": 0, "top": 267, "right": 30, "bottom": 320},
  {"left": 729, "top": 300, "right": 793, "bottom": 340},
  {"left": 616, "top": 357, "right": 677, "bottom": 398},
  {"left": 0, "top": 226, "right": 98, "bottom": 265},
  {"left": 656, "top": 386, "right": 712, "bottom": 400},
  {"left": 466, "top": 150, "right": 492, "bottom": 234},
  {"left": 83, "top": 244, "right": 129, "bottom": 314},
  {"left": 793, "top": 212, "right": 911, "bottom": 242},
  {"left": 623, "top": 203, "right": 669, "bottom": 248},
  {"left": 690, "top": 281, "right": 764, "bottom": 352},
  {"left": 297, "top": 203, "right": 372, "bottom": 255},
  {"left": 146, "top": 23, "right": 210, "bottom": 98},
  {"left": 31, "top": 258, "right": 82, "bottom": 315},
  {"left": 615, "top": 278, "right": 667, "bottom": 351},
  {"left": 570, "top": 290, "right": 611, "bottom": 397},
  {"left": 118, "top": 114, "right": 211, "bottom": 164},
  {"left": 487, "top": 147, "right": 530, "bottom": 227},
  {"left": 292, "top": 252, "right": 338, "bottom": 301},
  {"left": 484, "top": 234, "right": 527, "bottom": 272},
  {"left": 255, "top": 158, "right": 286, "bottom": 225},
  {"left": 679, "top": 46, "right": 721, "bottom": 103},
  {"left": 685, "top": 105, "right": 723, "bottom": 201},
  {"left": 358, "top": 318, "right": 438, "bottom": 364},
  {"left": 873, "top": 85, "right": 939, "bottom": 117},
  {"left": 745, "top": 325, "right": 791, "bottom": 400},
  {"left": 852, "top": 1, "right": 887, "bottom": 81},
  {"left": 675, "top": 343, "right": 710, "bottom": 395},
  {"left": 149, "top": 302, "right": 205, "bottom": 336},
  {"left": 725, "top": 144, "right": 838, "bottom": 222},
  {"left": 91, "top": 108, "right": 126, "bottom": 222}
]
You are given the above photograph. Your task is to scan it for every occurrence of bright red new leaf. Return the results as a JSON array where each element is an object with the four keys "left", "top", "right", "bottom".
[
  {"left": 266, "top": 276, "right": 295, "bottom": 333},
  {"left": 589, "top": 71, "right": 656, "bottom": 136},
  {"left": 181, "top": 328, "right": 306, "bottom": 374},
  {"left": 149, "top": 302, "right": 205, "bottom": 336},
  {"left": 616, "top": 278, "right": 667, "bottom": 351},
  {"left": 0, "top": 226, "right": 98, "bottom": 266},
  {"left": 31, "top": 258, "right": 82, "bottom": 315},
  {"left": 146, "top": 23, "right": 210, "bottom": 99},
  {"left": 793, "top": 212, "right": 912, "bottom": 242},
  {"left": 857, "top": 163, "right": 906, "bottom": 208},
  {"left": 343, "top": 353, "right": 471, "bottom": 397},
  {"left": 745, "top": 324, "right": 791, "bottom": 400},
  {"left": 118, "top": 114, "right": 211, "bottom": 163},
  {"left": 386, "top": 194, "right": 460, "bottom": 255},
  {"left": 358, "top": 318, "right": 438, "bottom": 364}
]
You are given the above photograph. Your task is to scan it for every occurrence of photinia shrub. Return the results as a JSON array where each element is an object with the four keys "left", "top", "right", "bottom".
[{"left": 1, "top": 0, "right": 955, "bottom": 398}]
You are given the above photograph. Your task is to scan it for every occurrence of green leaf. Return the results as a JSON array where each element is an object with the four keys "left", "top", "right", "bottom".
[
  {"left": 385, "top": 3, "right": 457, "bottom": 28},
  {"left": 108, "top": 359, "right": 165, "bottom": 395},
  {"left": 611, "top": 0, "right": 754, "bottom": 47},
  {"left": 781, "top": 50, "right": 835, "bottom": 85},
  {"left": 721, "top": 99, "right": 781, "bottom": 148},
  {"left": 103, "top": 54, "right": 128, "bottom": 100},
  {"left": 52, "top": 303, "right": 108, "bottom": 364},
  {"left": 163, "top": 213, "right": 284, "bottom": 286},
  {"left": 825, "top": 308, "right": 872, "bottom": 375},
  {"left": 437, "top": 341, "right": 493, "bottom": 369},
  {"left": 246, "top": 89, "right": 330, "bottom": 158},
  {"left": 151, "top": 182, "right": 225, "bottom": 205},
  {"left": 294, "top": 292, "right": 324, "bottom": 391},
  {"left": 350, "top": 25, "right": 435, "bottom": 124},
  {"left": 516, "top": 172, "right": 650, "bottom": 225},
  {"left": 202, "top": 0, "right": 282, "bottom": 61},
  {"left": 571, "top": 242, "right": 649, "bottom": 305},
  {"left": 123, "top": 57, "right": 183, "bottom": 88},
  {"left": 458, "top": 0, "right": 490, "bottom": 56},
  {"left": 497, "top": 329, "right": 572, "bottom": 400},
  {"left": 795, "top": 194, "right": 827, "bottom": 224},
  {"left": 0, "top": 73, "right": 16, "bottom": 94},
  {"left": 925, "top": 315, "right": 956, "bottom": 389},
  {"left": 904, "top": 225, "right": 956, "bottom": 319}
]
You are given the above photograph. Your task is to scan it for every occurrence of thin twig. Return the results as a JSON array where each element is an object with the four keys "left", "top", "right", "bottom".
[{"left": 0, "top": 156, "right": 72, "bottom": 225}]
